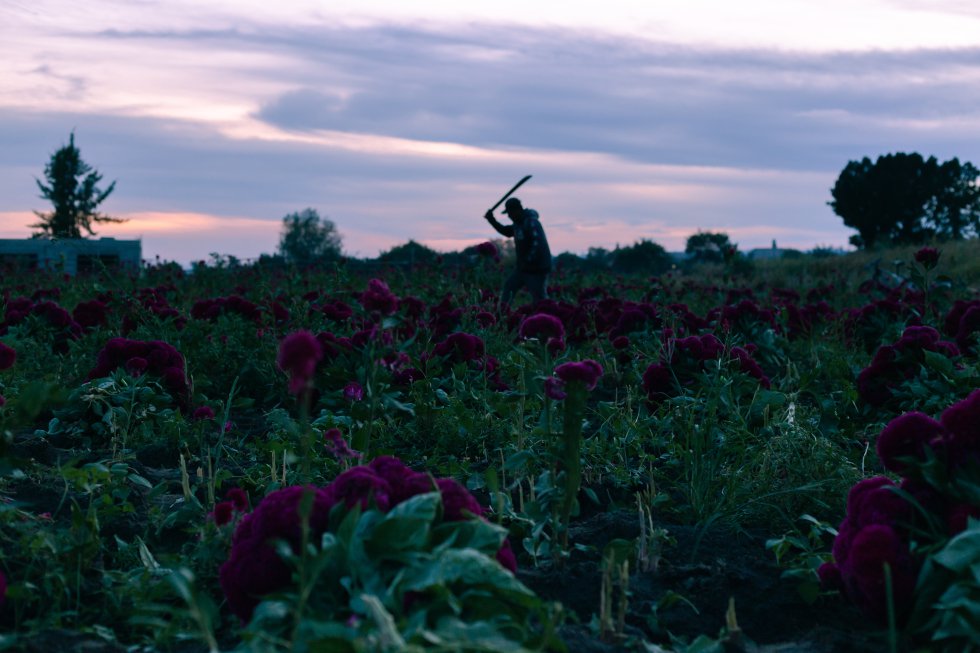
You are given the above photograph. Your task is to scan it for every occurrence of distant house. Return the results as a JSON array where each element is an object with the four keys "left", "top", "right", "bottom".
[
  {"left": 0, "top": 237, "right": 141, "bottom": 275},
  {"left": 748, "top": 240, "right": 788, "bottom": 260}
]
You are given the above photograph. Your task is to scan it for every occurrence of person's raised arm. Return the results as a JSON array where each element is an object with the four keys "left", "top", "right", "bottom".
[{"left": 484, "top": 210, "right": 514, "bottom": 237}]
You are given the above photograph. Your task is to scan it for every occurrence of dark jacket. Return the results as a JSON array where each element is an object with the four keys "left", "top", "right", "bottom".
[{"left": 488, "top": 209, "right": 552, "bottom": 273}]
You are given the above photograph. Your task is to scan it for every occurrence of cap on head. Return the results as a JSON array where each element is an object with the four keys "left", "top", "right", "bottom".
[{"left": 503, "top": 197, "right": 523, "bottom": 213}]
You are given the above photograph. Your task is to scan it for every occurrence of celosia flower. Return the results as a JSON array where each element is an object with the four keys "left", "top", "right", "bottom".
[
  {"left": 342, "top": 382, "right": 364, "bottom": 402},
  {"left": 496, "top": 539, "right": 518, "bottom": 573},
  {"left": 554, "top": 359, "right": 603, "bottom": 391},
  {"left": 518, "top": 313, "right": 565, "bottom": 342},
  {"left": 842, "top": 524, "right": 917, "bottom": 625},
  {"left": 475, "top": 311, "right": 496, "bottom": 328},
  {"left": 817, "top": 562, "right": 843, "bottom": 591},
  {"left": 324, "top": 428, "right": 362, "bottom": 461},
  {"left": 914, "top": 246, "right": 940, "bottom": 269},
  {"left": 0, "top": 342, "right": 15, "bottom": 370},
  {"left": 876, "top": 411, "right": 946, "bottom": 474},
  {"left": 72, "top": 300, "right": 109, "bottom": 330},
  {"left": 940, "top": 389, "right": 980, "bottom": 454},
  {"left": 325, "top": 467, "right": 392, "bottom": 511},
  {"left": 192, "top": 405, "right": 216, "bottom": 421},
  {"left": 436, "top": 477, "right": 485, "bottom": 521},
  {"left": 475, "top": 241, "right": 499, "bottom": 259},
  {"left": 544, "top": 376, "right": 567, "bottom": 400},
  {"left": 431, "top": 332, "right": 485, "bottom": 364},
  {"left": 946, "top": 503, "right": 980, "bottom": 536},
  {"left": 276, "top": 330, "right": 323, "bottom": 395},
  {"left": 212, "top": 501, "right": 235, "bottom": 526},
  {"left": 220, "top": 485, "right": 333, "bottom": 621},
  {"left": 845, "top": 476, "right": 896, "bottom": 523},
  {"left": 225, "top": 487, "right": 249, "bottom": 512},
  {"left": 125, "top": 356, "right": 148, "bottom": 377},
  {"left": 641, "top": 363, "right": 674, "bottom": 402},
  {"left": 359, "top": 279, "right": 399, "bottom": 315}
]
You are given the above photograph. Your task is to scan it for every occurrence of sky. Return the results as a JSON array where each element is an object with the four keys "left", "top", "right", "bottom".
[{"left": 1, "top": 1, "right": 979, "bottom": 266}]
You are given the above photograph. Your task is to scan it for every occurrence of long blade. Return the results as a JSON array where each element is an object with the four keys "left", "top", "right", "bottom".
[{"left": 489, "top": 175, "right": 532, "bottom": 212}]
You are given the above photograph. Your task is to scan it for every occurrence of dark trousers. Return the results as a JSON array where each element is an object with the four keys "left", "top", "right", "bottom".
[{"left": 502, "top": 269, "right": 548, "bottom": 306}]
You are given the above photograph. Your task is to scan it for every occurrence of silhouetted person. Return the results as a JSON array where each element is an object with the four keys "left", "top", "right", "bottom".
[{"left": 483, "top": 197, "right": 552, "bottom": 307}]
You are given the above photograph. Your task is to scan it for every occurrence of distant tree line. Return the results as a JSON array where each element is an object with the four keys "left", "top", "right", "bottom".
[{"left": 830, "top": 153, "right": 980, "bottom": 249}]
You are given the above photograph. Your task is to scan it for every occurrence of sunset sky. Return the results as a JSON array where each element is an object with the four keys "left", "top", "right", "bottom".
[{"left": 2, "top": 1, "right": 979, "bottom": 265}]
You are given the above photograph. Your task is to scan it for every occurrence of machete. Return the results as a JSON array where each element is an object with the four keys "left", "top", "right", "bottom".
[{"left": 488, "top": 175, "right": 532, "bottom": 213}]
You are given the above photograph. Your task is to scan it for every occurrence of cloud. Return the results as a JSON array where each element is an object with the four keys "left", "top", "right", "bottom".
[{"left": 2, "top": 19, "right": 979, "bottom": 264}]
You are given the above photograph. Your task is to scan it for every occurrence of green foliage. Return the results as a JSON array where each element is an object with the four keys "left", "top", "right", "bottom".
[
  {"left": 611, "top": 239, "right": 673, "bottom": 275},
  {"left": 236, "top": 493, "right": 564, "bottom": 652},
  {"left": 277, "top": 208, "right": 343, "bottom": 266},
  {"left": 829, "top": 152, "right": 980, "bottom": 248},
  {"left": 684, "top": 231, "right": 732, "bottom": 264},
  {"left": 377, "top": 240, "right": 440, "bottom": 266},
  {"left": 31, "top": 132, "right": 124, "bottom": 239}
]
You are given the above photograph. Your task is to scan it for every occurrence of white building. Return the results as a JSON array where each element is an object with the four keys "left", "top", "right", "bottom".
[{"left": 0, "top": 237, "right": 141, "bottom": 275}]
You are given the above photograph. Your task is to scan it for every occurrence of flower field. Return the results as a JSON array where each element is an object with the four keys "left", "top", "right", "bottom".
[{"left": 1, "top": 243, "right": 979, "bottom": 652}]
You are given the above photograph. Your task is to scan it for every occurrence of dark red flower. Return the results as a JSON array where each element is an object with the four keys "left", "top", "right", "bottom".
[
  {"left": 876, "top": 411, "right": 946, "bottom": 474},
  {"left": 914, "top": 246, "right": 940, "bottom": 269},
  {"left": 0, "top": 342, "right": 15, "bottom": 370},
  {"left": 212, "top": 501, "right": 235, "bottom": 526},
  {"left": 277, "top": 330, "right": 323, "bottom": 395},
  {"left": 325, "top": 467, "right": 392, "bottom": 511},
  {"left": 192, "top": 405, "right": 216, "bottom": 420},
  {"left": 544, "top": 376, "right": 567, "bottom": 400},
  {"left": 519, "top": 313, "right": 565, "bottom": 342},
  {"left": 436, "top": 477, "right": 484, "bottom": 521},
  {"left": 225, "top": 487, "right": 250, "bottom": 512},
  {"left": 220, "top": 485, "right": 333, "bottom": 621},
  {"left": 554, "top": 359, "right": 603, "bottom": 391}
]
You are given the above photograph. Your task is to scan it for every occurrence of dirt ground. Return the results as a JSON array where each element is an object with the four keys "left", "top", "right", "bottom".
[{"left": 518, "top": 510, "right": 884, "bottom": 653}]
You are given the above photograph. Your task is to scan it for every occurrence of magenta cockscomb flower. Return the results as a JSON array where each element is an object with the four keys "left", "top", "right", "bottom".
[
  {"left": 325, "top": 467, "right": 392, "bottom": 511},
  {"left": 212, "top": 501, "right": 235, "bottom": 526},
  {"left": 359, "top": 279, "right": 399, "bottom": 315},
  {"left": 431, "top": 332, "right": 485, "bottom": 364},
  {"left": 475, "top": 311, "right": 497, "bottom": 328},
  {"left": 842, "top": 524, "right": 917, "bottom": 624},
  {"left": 642, "top": 363, "right": 674, "bottom": 402},
  {"left": 192, "top": 405, "right": 216, "bottom": 421},
  {"left": 436, "top": 477, "right": 485, "bottom": 521},
  {"left": 518, "top": 313, "right": 565, "bottom": 342},
  {"left": 914, "top": 246, "right": 940, "bottom": 269},
  {"left": 474, "top": 241, "right": 499, "bottom": 260},
  {"left": 324, "top": 428, "right": 362, "bottom": 461},
  {"left": 72, "top": 299, "right": 109, "bottom": 330},
  {"left": 554, "top": 359, "right": 603, "bottom": 391},
  {"left": 89, "top": 338, "right": 191, "bottom": 409},
  {"left": 544, "top": 376, "right": 567, "bottom": 400},
  {"left": 225, "top": 487, "right": 250, "bottom": 512},
  {"left": 220, "top": 485, "right": 334, "bottom": 621},
  {"left": 876, "top": 411, "right": 946, "bottom": 474},
  {"left": 0, "top": 342, "right": 15, "bottom": 370},
  {"left": 940, "top": 389, "right": 980, "bottom": 455},
  {"left": 342, "top": 381, "right": 364, "bottom": 402},
  {"left": 277, "top": 330, "right": 323, "bottom": 395}
]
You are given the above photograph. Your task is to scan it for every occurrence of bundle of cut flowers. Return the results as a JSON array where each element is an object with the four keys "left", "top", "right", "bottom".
[
  {"left": 220, "top": 455, "right": 561, "bottom": 651},
  {"left": 820, "top": 389, "right": 980, "bottom": 649}
]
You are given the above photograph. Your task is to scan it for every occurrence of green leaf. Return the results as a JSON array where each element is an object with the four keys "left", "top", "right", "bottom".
[
  {"left": 366, "top": 495, "right": 438, "bottom": 555},
  {"left": 922, "top": 349, "right": 955, "bottom": 376},
  {"left": 933, "top": 526, "right": 980, "bottom": 573},
  {"left": 399, "top": 549, "right": 535, "bottom": 603}
]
